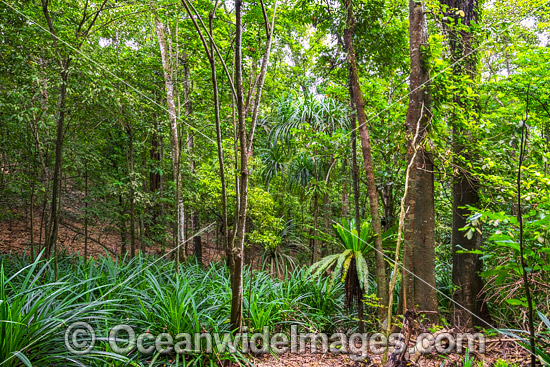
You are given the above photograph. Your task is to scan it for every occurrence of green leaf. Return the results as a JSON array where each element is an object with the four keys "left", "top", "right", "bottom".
[
  {"left": 13, "top": 352, "right": 32, "bottom": 367},
  {"left": 505, "top": 298, "right": 528, "bottom": 307}
]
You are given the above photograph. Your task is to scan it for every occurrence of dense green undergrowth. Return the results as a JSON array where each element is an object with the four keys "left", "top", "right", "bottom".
[
  {"left": 3, "top": 253, "right": 547, "bottom": 366},
  {"left": 0, "top": 253, "right": 349, "bottom": 366}
]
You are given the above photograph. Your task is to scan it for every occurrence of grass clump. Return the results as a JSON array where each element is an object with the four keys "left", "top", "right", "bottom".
[{"left": 0, "top": 253, "right": 348, "bottom": 366}]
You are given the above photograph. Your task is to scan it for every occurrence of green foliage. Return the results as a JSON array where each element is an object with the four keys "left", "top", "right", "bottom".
[
  {"left": 501, "top": 311, "right": 550, "bottom": 366},
  {"left": 463, "top": 202, "right": 550, "bottom": 320},
  {"left": 493, "top": 360, "right": 519, "bottom": 367},
  {"left": 2, "top": 0, "right": 550, "bottom": 360},
  {"left": 459, "top": 349, "right": 484, "bottom": 367},
  {"left": 0, "top": 253, "right": 350, "bottom": 366},
  {"left": 310, "top": 219, "right": 372, "bottom": 294},
  {"left": 332, "top": 218, "right": 377, "bottom": 253},
  {"left": 460, "top": 349, "right": 475, "bottom": 367},
  {"left": 260, "top": 220, "right": 308, "bottom": 276},
  {"left": 0, "top": 254, "right": 128, "bottom": 366},
  {"left": 247, "top": 187, "right": 284, "bottom": 249},
  {"left": 312, "top": 221, "right": 392, "bottom": 320}
]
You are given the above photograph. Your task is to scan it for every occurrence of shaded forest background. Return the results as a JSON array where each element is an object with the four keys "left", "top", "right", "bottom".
[{"left": 1, "top": 1, "right": 550, "bottom": 364}]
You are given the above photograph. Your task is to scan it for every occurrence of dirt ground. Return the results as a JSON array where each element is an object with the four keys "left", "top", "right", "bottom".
[
  {"left": 0, "top": 204, "right": 224, "bottom": 263},
  {"left": 251, "top": 337, "right": 533, "bottom": 366}
]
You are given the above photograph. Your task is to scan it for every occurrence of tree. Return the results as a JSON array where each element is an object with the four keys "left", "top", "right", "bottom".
[
  {"left": 439, "top": 0, "right": 489, "bottom": 327},
  {"left": 40, "top": 0, "right": 108, "bottom": 277},
  {"left": 180, "top": 0, "right": 229, "bottom": 263},
  {"left": 341, "top": 0, "right": 389, "bottom": 313},
  {"left": 155, "top": 18, "right": 186, "bottom": 267},
  {"left": 401, "top": 0, "right": 438, "bottom": 318},
  {"left": 230, "top": 0, "right": 277, "bottom": 332}
]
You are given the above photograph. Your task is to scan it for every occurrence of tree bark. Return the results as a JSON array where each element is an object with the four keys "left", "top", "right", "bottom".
[
  {"left": 402, "top": 0, "right": 438, "bottom": 319},
  {"left": 209, "top": 7, "right": 229, "bottom": 265},
  {"left": 349, "top": 80, "right": 362, "bottom": 236},
  {"left": 180, "top": 0, "right": 231, "bottom": 263},
  {"left": 440, "top": 0, "right": 489, "bottom": 328},
  {"left": 342, "top": 0, "right": 388, "bottom": 311},
  {"left": 155, "top": 19, "right": 185, "bottom": 269},
  {"left": 230, "top": 0, "right": 277, "bottom": 332},
  {"left": 180, "top": 0, "right": 277, "bottom": 332},
  {"left": 43, "top": 66, "right": 68, "bottom": 261},
  {"left": 230, "top": 0, "right": 248, "bottom": 332},
  {"left": 127, "top": 123, "right": 136, "bottom": 258}
]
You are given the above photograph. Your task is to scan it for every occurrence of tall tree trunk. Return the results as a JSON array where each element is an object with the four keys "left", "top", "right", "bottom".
[
  {"left": 452, "top": 170, "right": 485, "bottom": 327},
  {"left": 349, "top": 81, "right": 361, "bottom": 236},
  {"left": 44, "top": 66, "right": 68, "bottom": 260},
  {"left": 312, "top": 192, "right": 319, "bottom": 263},
  {"left": 230, "top": 0, "right": 248, "bottom": 332},
  {"left": 155, "top": 19, "right": 185, "bottom": 269},
  {"left": 232, "top": 95, "right": 240, "bottom": 259},
  {"left": 209, "top": 8, "right": 229, "bottom": 265},
  {"left": 229, "top": 0, "right": 277, "bottom": 332},
  {"left": 440, "top": 0, "right": 488, "bottom": 328},
  {"left": 29, "top": 79, "right": 50, "bottom": 255},
  {"left": 127, "top": 123, "right": 136, "bottom": 258},
  {"left": 402, "top": 0, "right": 438, "bottom": 319},
  {"left": 179, "top": 1, "right": 231, "bottom": 263},
  {"left": 40, "top": 0, "right": 107, "bottom": 263},
  {"left": 342, "top": 0, "right": 388, "bottom": 311},
  {"left": 180, "top": 0, "right": 277, "bottom": 332},
  {"left": 84, "top": 158, "right": 88, "bottom": 262}
]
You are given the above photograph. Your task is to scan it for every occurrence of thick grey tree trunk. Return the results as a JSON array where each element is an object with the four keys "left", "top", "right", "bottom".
[{"left": 402, "top": 0, "right": 438, "bottom": 320}]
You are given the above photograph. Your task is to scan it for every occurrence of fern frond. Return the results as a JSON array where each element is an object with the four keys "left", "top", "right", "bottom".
[
  {"left": 354, "top": 251, "right": 369, "bottom": 292},
  {"left": 340, "top": 253, "right": 354, "bottom": 284},
  {"left": 329, "top": 249, "right": 352, "bottom": 289},
  {"left": 310, "top": 254, "right": 339, "bottom": 279}
]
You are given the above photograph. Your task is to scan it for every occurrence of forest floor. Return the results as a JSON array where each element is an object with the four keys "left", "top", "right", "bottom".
[
  {"left": 0, "top": 179, "right": 231, "bottom": 259},
  {"left": 251, "top": 336, "right": 532, "bottom": 366},
  {"left": 0, "top": 197, "right": 223, "bottom": 262},
  {"left": 0, "top": 199, "right": 536, "bottom": 367}
]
